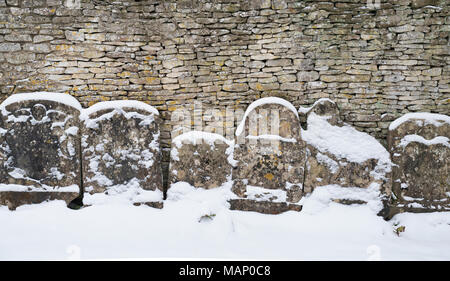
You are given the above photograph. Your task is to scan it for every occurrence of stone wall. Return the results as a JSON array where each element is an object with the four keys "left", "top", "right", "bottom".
[{"left": 0, "top": 0, "right": 448, "bottom": 182}]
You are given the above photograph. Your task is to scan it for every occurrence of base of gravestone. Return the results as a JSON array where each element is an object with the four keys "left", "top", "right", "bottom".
[
  {"left": 228, "top": 199, "right": 302, "bottom": 214},
  {"left": 133, "top": 201, "right": 164, "bottom": 209},
  {"left": 0, "top": 191, "right": 80, "bottom": 211}
]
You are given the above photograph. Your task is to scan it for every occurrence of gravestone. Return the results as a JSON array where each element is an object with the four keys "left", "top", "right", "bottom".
[
  {"left": 301, "top": 99, "right": 392, "bottom": 214},
  {"left": 0, "top": 92, "right": 82, "bottom": 210},
  {"left": 169, "top": 131, "right": 234, "bottom": 189},
  {"left": 81, "top": 101, "right": 163, "bottom": 207},
  {"left": 230, "top": 97, "right": 306, "bottom": 214},
  {"left": 388, "top": 113, "right": 450, "bottom": 216}
]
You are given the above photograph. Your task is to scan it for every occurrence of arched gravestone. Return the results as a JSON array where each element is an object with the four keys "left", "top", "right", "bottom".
[
  {"left": 230, "top": 97, "right": 306, "bottom": 214},
  {"left": 0, "top": 92, "right": 82, "bottom": 210},
  {"left": 169, "top": 131, "right": 234, "bottom": 189},
  {"left": 388, "top": 113, "right": 450, "bottom": 215},
  {"left": 81, "top": 101, "right": 163, "bottom": 208}
]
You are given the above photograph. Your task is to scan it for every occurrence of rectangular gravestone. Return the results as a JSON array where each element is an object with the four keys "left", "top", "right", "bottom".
[{"left": 81, "top": 100, "right": 163, "bottom": 208}]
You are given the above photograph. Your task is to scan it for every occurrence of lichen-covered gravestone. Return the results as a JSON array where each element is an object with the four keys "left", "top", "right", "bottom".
[
  {"left": 301, "top": 99, "right": 392, "bottom": 197},
  {"left": 0, "top": 92, "right": 82, "bottom": 210},
  {"left": 81, "top": 101, "right": 163, "bottom": 208},
  {"left": 169, "top": 131, "right": 234, "bottom": 189},
  {"left": 388, "top": 113, "right": 450, "bottom": 215},
  {"left": 230, "top": 97, "right": 306, "bottom": 214}
]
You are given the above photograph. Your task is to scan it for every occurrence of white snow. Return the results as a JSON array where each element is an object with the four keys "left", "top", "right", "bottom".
[
  {"left": 0, "top": 181, "right": 449, "bottom": 260},
  {"left": 80, "top": 100, "right": 159, "bottom": 120},
  {"left": 0, "top": 92, "right": 82, "bottom": 112},
  {"left": 0, "top": 184, "right": 79, "bottom": 193},
  {"left": 246, "top": 134, "right": 297, "bottom": 143},
  {"left": 171, "top": 131, "right": 237, "bottom": 167},
  {"left": 302, "top": 112, "right": 391, "bottom": 164},
  {"left": 245, "top": 185, "right": 287, "bottom": 203},
  {"left": 389, "top": 112, "right": 450, "bottom": 131},
  {"left": 83, "top": 178, "right": 163, "bottom": 206},
  {"left": 235, "top": 97, "right": 299, "bottom": 136},
  {"left": 399, "top": 135, "right": 450, "bottom": 148},
  {"left": 172, "top": 131, "right": 232, "bottom": 148},
  {"left": 297, "top": 98, "right": 335, "bottom": 114}
]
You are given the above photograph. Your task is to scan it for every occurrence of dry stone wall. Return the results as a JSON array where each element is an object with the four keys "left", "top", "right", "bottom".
[{"left": 0, "top": 0, "right": 448, "bottom": 182}]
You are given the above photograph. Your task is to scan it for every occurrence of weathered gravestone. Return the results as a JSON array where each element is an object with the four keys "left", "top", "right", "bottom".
[
  {"left": 169, "top": 131, "right": 234, "bottom": 189},
  {"left": 388, "top": 113, "right": 450, "bottom": 215},
  {"left": 81, "top": 101, "right": 163, "bottom": 208},
  {"left": 300, "top": 99, "right": 392, "bottom": 214},
  {"left": 301, "top": 99, "right": 392, "bottom": 191},
  {"left": 230, "top": 97, "right": 306, "bottom": 214},
  {"left": 0, "top": 92, "right": 82, "bottom": 210}
]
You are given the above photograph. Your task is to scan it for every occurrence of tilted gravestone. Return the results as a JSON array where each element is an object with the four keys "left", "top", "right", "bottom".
[
  {"left": 230, "top": 97, "right": 306, "bottom": 214},
  {"left": 169, "top": 131, "right": 234, "bottom": 189},
  {"left": 388, "top": 113, "right": 450, "bottom": 215},
  {"left": 81, "top": 101, "right": 163, "bottom": 208},
  {"left": 0, "top": 92, "right": 82, "bottom": 210},
  {"left": 300, "top": 99, "right": 392, "bottom": 216}
]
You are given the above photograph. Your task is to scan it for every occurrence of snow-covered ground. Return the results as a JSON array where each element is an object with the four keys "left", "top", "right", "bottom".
[{"left": 1, "top": 182, "right": 449, "bottom": 261}]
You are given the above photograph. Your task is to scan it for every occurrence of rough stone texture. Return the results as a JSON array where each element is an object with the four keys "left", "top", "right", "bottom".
[
  {"left": 0, "top": 93, "right": 81, "bottom": 208},
  {"left": 0, "top": 0, "right": 447, "bottom": 187},
  {"left": 81, "top": 102, "right": 163, "bottom": 197},
  {"left": 302, "top": 99, "right": 392, "bottom": 196},
  {"left": 229, "top": 199, "right": 302, "bottom": 215},
  {"left": 387, "top": 113, "right": 450, "bottom": 215},
  {"left": 231, "top": 99, "right": 306, "bottom": 213},
  {"left": 0, "top": 191, "right": 79, "bottom": 211},
  {"left": 169, "top": 131, "right": 232, "bottom": 189}
]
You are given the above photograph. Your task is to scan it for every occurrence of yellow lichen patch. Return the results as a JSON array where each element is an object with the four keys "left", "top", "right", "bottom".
[
  {"left": 145, "top": 77, "right": 158, "bottom": 83},
  {"left": 264, "top": 173, "right": 274, "bottom": 181},
  {"left": 254, "top": 83, "right": 264, "bottom": 91},
  {"left": 145, "top": 56, "right": 155, "bottom": 61},
  {"left": 168, "top": 106, "right": 178, "bottom": 112},
  {"left": 55, "top": 45, "right": 70, "bottom": 51},
  {"left": 118, "top": 71, "right": 131, "bottom": 78}
]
